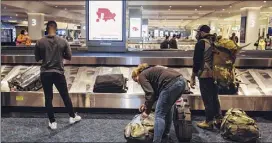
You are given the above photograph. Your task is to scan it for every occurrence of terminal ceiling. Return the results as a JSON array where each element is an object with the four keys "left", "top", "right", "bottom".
[{"left": 1, "top": 0, "right": 272, "bottom": 29}]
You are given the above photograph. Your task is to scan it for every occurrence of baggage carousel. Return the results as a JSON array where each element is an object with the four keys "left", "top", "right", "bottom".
[{"left": 1, "top": 47, "right": 272, "bottom": 111}]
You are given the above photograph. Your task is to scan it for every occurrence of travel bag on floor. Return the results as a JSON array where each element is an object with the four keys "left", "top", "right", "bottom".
[
  {"left": 220, "top": 108, "right": 260, "bottom": 142},
  {"left": 93, "top": 74, "right": 128, "bottom": 93},
  {"left": 124, "top": 113, "right": 154, "bottom": 143},
  {"left": 8, "top": 66, "right": 42, "bottom": 91},
  {"left": 173, "top": 97, "right": 192, "bottom": 142}
]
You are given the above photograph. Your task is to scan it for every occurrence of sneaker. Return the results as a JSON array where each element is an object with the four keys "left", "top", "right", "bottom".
[
  {"left": 48, "top": 122, "right": 57, "bottom": 130},
  {"left": 214, "top": 118, "right": 222, "bottom": 129},
  {"left": 69, "top": 113, "right": 81, "bottom": 124},
  {"left": 197, "top": 120, "right": 213, "bottom": 130}
]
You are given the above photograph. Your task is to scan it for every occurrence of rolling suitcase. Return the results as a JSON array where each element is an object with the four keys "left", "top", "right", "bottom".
[
  {"left": 173, "top": 97, "right": 192, "bottom": 142},
  {"left": 8, "top": 66, "right": 42, "bottom": 91},
  {"left": 93, "top": 74, "right": 128, "bottom": 93}
]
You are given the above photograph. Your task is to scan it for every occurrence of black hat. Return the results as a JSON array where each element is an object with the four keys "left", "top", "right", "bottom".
[{"left": 194, "top": 25, "right": 210, "bottom": 33}]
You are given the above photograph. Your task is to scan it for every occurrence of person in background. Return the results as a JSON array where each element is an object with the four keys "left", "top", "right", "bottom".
[
  {"left": 160, "top": 36, "right": 170, "bottom": 49},
  {"left": 132, "top": 63, "right": 186, "bottom": 143},
  {"left": 190, "top": 25, "right": 223, "bottom": 130},
  {"left": 34, "top": 21, "right": 81, "bottom": 130},
  {"left": 169, "top": 34, "right": 178, "bottom": 49},
  {"left": 265, "top": 34, "right": 271, "bottom": 50},
  {"left": 229, "top": 33, "right": 239, "bottom": 43},
  {"left": 258, "top": 36, "right": 266, "bottom": 50},
  {"left": 16, "top": 30, "right": 31, "bottom": 46}
]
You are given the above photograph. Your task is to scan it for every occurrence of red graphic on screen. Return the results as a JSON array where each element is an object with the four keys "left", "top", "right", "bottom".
[
  {"left": 96, "top": 8, "right": 116, "bottom": 22},
  {"left": 132, "top": 27, "right": 138, "bottom": 31}
]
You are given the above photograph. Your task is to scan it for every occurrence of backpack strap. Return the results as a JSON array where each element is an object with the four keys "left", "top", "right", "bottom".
[{"left": 199, "top": 39, "right": 214, "bottom": 77}]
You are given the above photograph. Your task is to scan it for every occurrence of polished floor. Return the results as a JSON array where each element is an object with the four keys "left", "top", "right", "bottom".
[{"left": 1, "top": 113, "right": 272, "bottom": 143}]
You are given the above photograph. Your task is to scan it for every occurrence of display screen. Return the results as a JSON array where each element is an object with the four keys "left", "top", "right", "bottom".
[
  {"left": 142, "top": 25, "right": 148, "bottom": 37},
  {"left": 129, "top": 18, "right": 141, "bottom": 38},
  {"left": 160, "top": 31, "right": 164, "bottom": 37},
  {"left": 240, "top": 16, "right": 247, "bottom": 43},
  {"left": 88, "top": 1, "right": 123, "bottom": 41},
  {"left": 154, "top": 30, "right": 159, "bottom": 37}
]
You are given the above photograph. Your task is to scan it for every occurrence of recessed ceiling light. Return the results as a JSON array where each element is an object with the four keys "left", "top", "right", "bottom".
[
  {"left": 169, "top": 6, "right": 172, "bottom": 8},
  {"left": 230, "top": 5, "right": 232, "bottom": 8},
  {"left": 195, "top": 9, "right": 198, "bottom": 11},
  {"left": 222, "top": 9, "right": 225, "bottom": 11},
  {"left": 168, "top": 9, "right": 170, "bottom": 10},
  {"left": 199, "top": 5, "right": 202, "bottom": 8},
  {"left": 55, "top": 6, "right": 58, "bottom": 7},
  {"left": 264, "top": 1, "right": 267, "bottom": 3},
  {"left": 16, "top": 14, "right": 18, "bottom": 16}
]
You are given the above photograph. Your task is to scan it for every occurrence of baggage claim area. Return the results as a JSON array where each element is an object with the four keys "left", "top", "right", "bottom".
[{"left": 1, "top": 1, "right": 272, "bottom": 143}]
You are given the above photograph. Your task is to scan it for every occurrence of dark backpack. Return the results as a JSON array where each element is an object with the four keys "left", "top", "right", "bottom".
[{"left": 93, "top": 74, "right": 128, "bottom": 93}]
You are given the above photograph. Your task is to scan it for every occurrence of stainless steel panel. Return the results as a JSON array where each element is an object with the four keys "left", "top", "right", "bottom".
[
  {"left": 2, "top": 92, "right": 272, "bottom": 111},
  {"left": 2, "top": 55, "right": 272, "bottom": 67}
]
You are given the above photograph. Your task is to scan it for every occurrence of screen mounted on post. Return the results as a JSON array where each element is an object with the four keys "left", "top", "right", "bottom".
[{"left": 88, "top": 1, "right": 123, "bottom": 41}]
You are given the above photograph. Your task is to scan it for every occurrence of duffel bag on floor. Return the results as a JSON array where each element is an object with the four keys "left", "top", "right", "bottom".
[
  {"left": 124, "top": 113, "right": 154, "bottom": 143},
  {"left": 93, "top": 74, "right": 128, "bottom": 93},
  {"left": 173, "top": 97, "right": 192, "bottom": 142},
  {"left": 220, "top": 108, "right": 260, "bottom": 142}
]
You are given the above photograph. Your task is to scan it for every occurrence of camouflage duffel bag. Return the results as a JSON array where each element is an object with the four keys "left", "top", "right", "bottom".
[{"left": 220, "top": 108, "right": 260, "bottom": 142}]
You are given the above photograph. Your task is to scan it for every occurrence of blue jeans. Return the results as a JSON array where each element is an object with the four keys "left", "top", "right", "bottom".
[{"left": 153, "top": 77, "right": 186, "bottom": 143}]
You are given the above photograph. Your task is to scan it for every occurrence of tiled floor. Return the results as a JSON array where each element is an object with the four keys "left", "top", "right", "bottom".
[{"left": 1, "top": 113, "right": 272, "bottom": 143}]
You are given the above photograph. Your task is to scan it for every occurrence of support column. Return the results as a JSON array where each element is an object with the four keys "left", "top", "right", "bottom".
[
  {"left": 142, "top": 19, "right": 148, "bottom": 41},
  {"left": 80, "top": 23, "right": 86, "bottom": 38},
  {"left": 27, "top": 13, "right": 44, "bottom": 40},
  {"left": 240, "top": 7, "right": 260, "bottom": 50}
]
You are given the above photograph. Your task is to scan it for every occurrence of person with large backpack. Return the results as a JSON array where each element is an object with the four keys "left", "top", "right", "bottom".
[{"left": 190, "top": 25, "right": 223, "bottom": 130}]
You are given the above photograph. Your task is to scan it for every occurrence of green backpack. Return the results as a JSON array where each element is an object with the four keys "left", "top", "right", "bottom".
[{"left": 220, "top": 108, "right": 260, "bottom": 142}]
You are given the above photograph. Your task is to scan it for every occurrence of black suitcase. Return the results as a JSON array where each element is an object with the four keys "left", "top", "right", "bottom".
[
  {"left": 93, "top": 74, "right": 128, "bottom": 93},
  {"left": 8, "top": 66, "right": 42, "bottom": 91},
  {"left": 173, "top": 97, "right": 192, "bottom": 142}
]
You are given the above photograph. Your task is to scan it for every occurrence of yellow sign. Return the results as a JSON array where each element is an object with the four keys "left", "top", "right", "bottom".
[{"left": 16, "top": 96, "right": 24, "bottom": 101}]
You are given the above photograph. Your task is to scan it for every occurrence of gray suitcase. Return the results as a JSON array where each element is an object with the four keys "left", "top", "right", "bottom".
[
  {"left": 8, "top": 66, "right": 42, "bottom": 91},
  {"left": 173, "top": 97, "right": 192, "bottom": 142}
]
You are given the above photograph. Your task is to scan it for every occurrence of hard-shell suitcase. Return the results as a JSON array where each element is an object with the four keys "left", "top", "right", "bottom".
[
  {"left": 93, "top": 74, "right": 128, "bottom": 93},
  {"left": 173, "top": 97, "right": 192, "bottom": 142},
  {"left": 8, "top": 66, "right": 42, "bottom": 91}
]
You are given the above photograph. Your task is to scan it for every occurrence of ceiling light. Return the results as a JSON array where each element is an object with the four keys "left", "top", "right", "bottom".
[
  {"left": 222, "top": 9, "right": 225, "bottom": 11},
  {"left": 55, "top": 6, "right": 58, "bottom": 7},
  {"left": 229, "top": 12, "right": 231, "bottom": 14},
  {"left": 64, "top": 8, "right": 67, "bottom": 10},
  {"left": 10, "top": 16, "right": 12, "bottom": 19},
  {"left": 199, "top": 6, "right": 202, "bottom": 8},
  {"left": 195, "top": 9, "right": 198, "bottom": 11},
  {"left": 169, "top": 6, "right": 172, "bottom": 8},
  {"left": 264, "top": 1, "right": 267, "bottom": 3},
  {"left": 16, "top": 14, "right": 18, "bottom": 16},
  {"left": 168, "top": 9, "right": 170, "bottom": 10}
]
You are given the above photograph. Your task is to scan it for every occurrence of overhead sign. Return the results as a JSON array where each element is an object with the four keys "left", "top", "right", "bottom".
[
  {"left": 129, "top": 18, "right": 141, "bottom": 38},
  {"left": 88, "top": 1, "right": 123, "bottom": 41}
]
